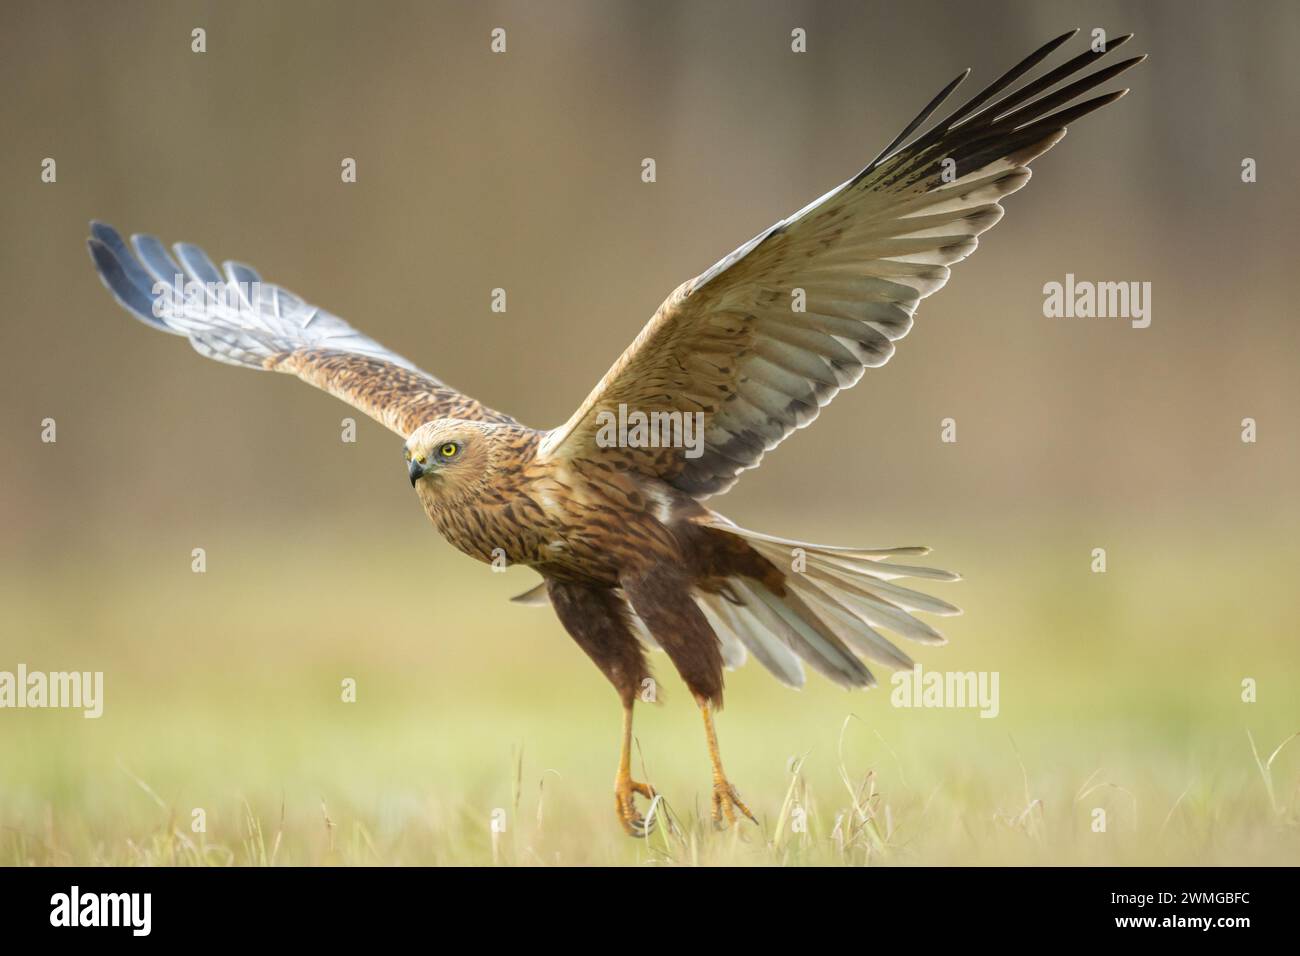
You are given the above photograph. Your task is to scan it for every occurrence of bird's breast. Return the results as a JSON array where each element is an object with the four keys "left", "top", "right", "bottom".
[{"left": 425, "top": 465, "right": 684, "bottom": 585}]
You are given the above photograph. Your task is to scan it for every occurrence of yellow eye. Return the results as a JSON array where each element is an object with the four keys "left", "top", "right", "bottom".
[{"left": 439, "top": 442, "right": 459, "bottom": 459}]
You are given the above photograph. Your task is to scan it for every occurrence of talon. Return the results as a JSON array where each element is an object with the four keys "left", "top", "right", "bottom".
[
  {"left": 615, "top": 775, "right": 658, "bottom": 838},
  {"left": 698, "top": 699, "right": 757, "bottom": 830},
  {"left": 710, "top": 777, "right": 756, "bottom": 829}
]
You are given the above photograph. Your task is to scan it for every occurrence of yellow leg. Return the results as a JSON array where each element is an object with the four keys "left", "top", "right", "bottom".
[
  {"left": 699, "top": 698, "right": 757, "bottom": 828},
  {"left": 613, "top": 700, "right": 657, "bottom": 838}
]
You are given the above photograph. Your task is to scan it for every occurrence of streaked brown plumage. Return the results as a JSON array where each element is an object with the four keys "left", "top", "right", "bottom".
[{"left": 89, "top": 30, "right": 1142, "bottom": 835}]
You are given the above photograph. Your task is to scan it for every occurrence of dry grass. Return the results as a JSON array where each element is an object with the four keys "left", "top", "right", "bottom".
[{"left": 2, "top": 522, "right": 1297, "bottom": 866}]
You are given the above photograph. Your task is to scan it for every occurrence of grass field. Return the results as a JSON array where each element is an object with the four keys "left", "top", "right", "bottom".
[{"left": 2, "top": 516, "right": 1297, "bottom": 866}]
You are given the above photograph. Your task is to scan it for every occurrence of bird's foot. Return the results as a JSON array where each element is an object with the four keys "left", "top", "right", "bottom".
[
  {"left": 614, "top": 773, "right": 658, "bottom": 838},
  {"left": 710, "top": 776, "right": 757, "bottom": 829}
]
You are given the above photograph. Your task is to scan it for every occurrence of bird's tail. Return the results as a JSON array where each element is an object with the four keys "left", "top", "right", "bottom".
[{"left": 695, "top": 519, "right": 961, "bottom": 689}]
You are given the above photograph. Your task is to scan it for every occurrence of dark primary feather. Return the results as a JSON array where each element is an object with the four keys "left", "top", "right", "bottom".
[
  {"left": 861, "top": 32, "right": 1140, "bottom": 189},
  {"left": 864, "top": 66, "right": 971, "bottom": 173},
  {"left": 923, "top": 28, "right": 1080, "bottom": 134}
]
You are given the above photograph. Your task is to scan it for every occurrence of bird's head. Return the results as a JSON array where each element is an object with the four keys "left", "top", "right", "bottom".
[{"left": 403, "top": 419, "right": 498, "bottom": 499}]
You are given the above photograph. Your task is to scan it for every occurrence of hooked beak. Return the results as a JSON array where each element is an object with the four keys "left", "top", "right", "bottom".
[{"left": 408, "top": 458, "right": 425, "bottom": 486}]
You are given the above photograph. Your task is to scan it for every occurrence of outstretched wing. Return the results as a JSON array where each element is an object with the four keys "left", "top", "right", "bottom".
[
  {"left": 87, "top": 222, "right": 517, "bottom": 437},
  {"left": 540, "top": 30, "right": 1143, "bottom": 496}
]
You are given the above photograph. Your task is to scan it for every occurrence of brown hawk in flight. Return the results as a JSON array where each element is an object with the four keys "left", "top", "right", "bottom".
[{"left": 89, "top": 30, "right": 1142, "bottom": 836}]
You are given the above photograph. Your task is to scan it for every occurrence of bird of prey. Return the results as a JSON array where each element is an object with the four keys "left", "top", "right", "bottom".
[{"left": 89, "top": 30, "right": 1142, "bottom": 836}]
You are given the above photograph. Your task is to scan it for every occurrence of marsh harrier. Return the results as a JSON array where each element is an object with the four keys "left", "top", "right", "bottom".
[{"left": 89, "top": 30, "right": 1142, "bottom": 835}]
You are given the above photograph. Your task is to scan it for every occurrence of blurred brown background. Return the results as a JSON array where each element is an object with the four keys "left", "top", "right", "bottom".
[{"left": 3, "top": 0, "right": 1298, "bottom": 551}]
